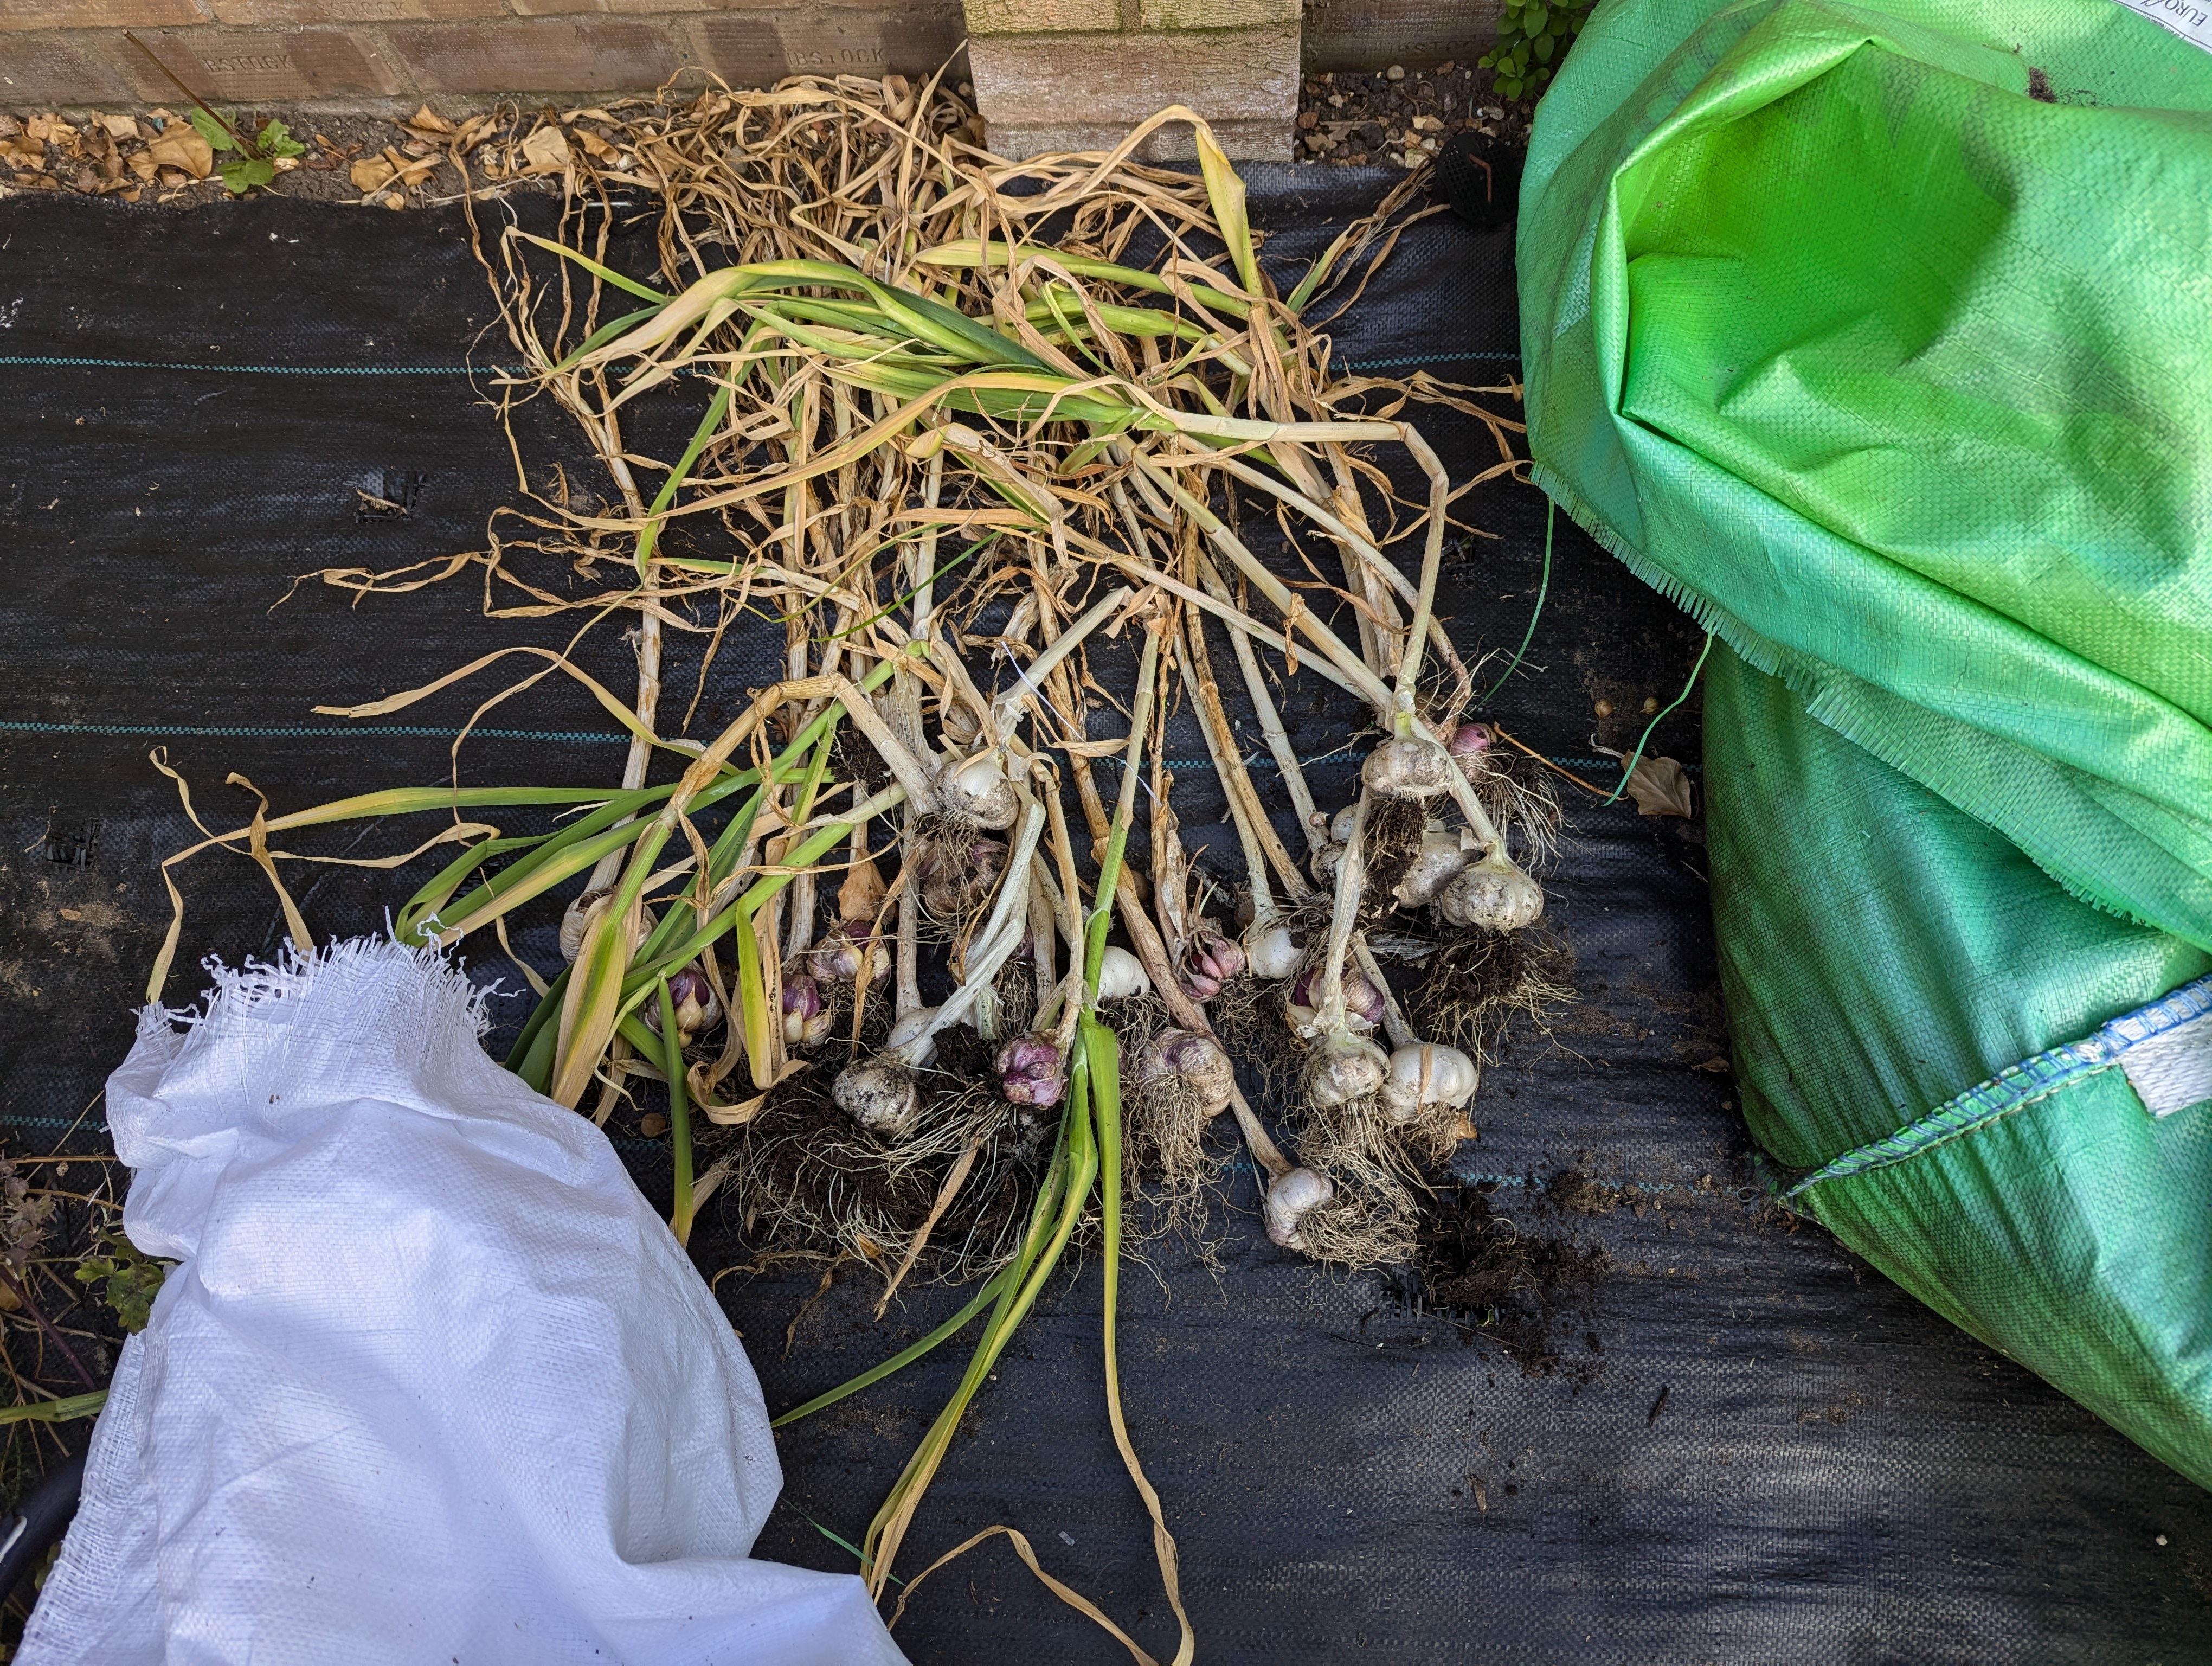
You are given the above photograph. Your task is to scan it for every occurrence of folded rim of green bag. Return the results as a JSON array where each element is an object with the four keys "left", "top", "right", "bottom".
[{"left": 1521, "top": 0, "right": 2212, "bottom": 946}]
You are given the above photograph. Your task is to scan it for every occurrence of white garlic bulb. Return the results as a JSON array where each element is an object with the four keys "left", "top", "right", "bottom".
[
  {"left": 1243, "top": 919, "right": 1305, "bottom": 981},
  {"left": 1264, "top": 1166, "right": 1336, "bottom": 1250},
  {"left": 1392, "top": 823, "right": 1474, "bottom": 908},
  {"left": 1378, "top": 1042, "right": 1478, "bottom": 1124},
  {"left": 1437, "top": 852, "right": 1544, "bottom": 931},
  {"left": 1095, "top": 945, "right": 1151, "bottom": 1000},
  {"left": 1361, "top": 735, "right": 1456, "bottom": 802},
  {"left": 1304, "top": 1029, "right": 1391, "bottom": 1107}
]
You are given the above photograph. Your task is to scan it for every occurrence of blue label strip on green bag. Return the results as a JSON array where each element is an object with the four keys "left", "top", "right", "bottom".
[{"left": 1789, "top": 972, "right": 2212, "bottom": 1196}]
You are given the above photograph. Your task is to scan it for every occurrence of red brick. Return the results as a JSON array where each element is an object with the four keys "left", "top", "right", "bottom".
[
  {"left": 965, "top": 0, "right": 1117, "bottom": 35},
  {"left": 387, "top": 16, "right": 686, "bottom": 92},
  {"left": 987, "top": 113, "right": 1287, "bottom": 160},
  {"left": 0, "top": 0, "right": 205, "bottom": 30},
  {"left": 1139, "top": 0, "right": 1294, "bottom": 27},
  {"left": 695, "top": 7, "right": 963, "bottom": 84},
  {"left": 0, "top": 30, "right": 140, "bottom": 103},
  {"left": 126, "top": 25, "right": 402, "bottom": 100},
  {"left": 692, "top": 14, "right": 785, "bottom": 83},
  {"left": 201, "top": 0, "right": 506, "bottom": 22},
  {"left": 1304, "top": 0, "right": 1502, "bottom": 72},
  {"left": 969, "top": 24, "right": 1296, "bottom": 126}
]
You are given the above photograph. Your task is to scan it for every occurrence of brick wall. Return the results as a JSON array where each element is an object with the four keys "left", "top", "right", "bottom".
[
  {"left": 1304, "top": 0, "right": 1503, "bottom": 73},
  {"left": 0, "top": 0, "right": 1502, "bottom": 155},
  {"left": 963, "top": 0, "right": 1299, "bottom": 161},
  {"left": 0, "top": 2, "right": 969, "bottom": 109}
]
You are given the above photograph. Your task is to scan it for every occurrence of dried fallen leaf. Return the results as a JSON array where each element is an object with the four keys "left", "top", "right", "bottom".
[
  {"left": 574, "top": 128, "right": 620, "bottom": 162},
  {"left": 0, "top": 115, "right": 17, "bottom": 139},
  {"left": 23, "top": 114, "right": 68, "bottom": 143},
  {"left": 520, "top": 125, "right": 571, "bottom": 174},
  {"left": 146, "top": 128, "right": 213, "bottom": 180},
  {"left": 57, "top": 908, "right": 82, "bottom": 921},
  {"left": 128, "top": 152, "right": 158, "bottom": 183},
  {"left": 1621, "top": 755, "right": 1695, "bottom": 818},
  {"left": 156, "top": 167, "right": 192, "bottom": 190},
  {"left": 350, "top": 155, "right": 398, "bottom": 193},
  {"left": 1694, "top": 1056, "right": 1732, "bottom": 1074},
  {"left": 99, "top": 113, "right": 138, "bottom": 141},
  {"left": 638, "top": 1113, "right": 668, "bottom": 1138},
  {"left": 408, "top": 102, "right": 454, "bottom": 136}
]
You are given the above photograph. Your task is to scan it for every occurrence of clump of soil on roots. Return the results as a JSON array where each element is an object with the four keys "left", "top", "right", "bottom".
[
  {"left": 1358, "top": 797, "right": 1431, "bottom": 919},
  {"left": 731, "top": 1026, "right": 1048, "bottom": 1283},
  {"left": 1412, "top": 1184, "right": 1611, "bottom": 1376},
  {"left": 1409, "top": 925, "right": 1575, "bottom": 1060}
]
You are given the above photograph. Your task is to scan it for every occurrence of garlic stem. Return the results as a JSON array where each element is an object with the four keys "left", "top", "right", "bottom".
[
  {"left": 1391, "top": 424, "right": 1451, "bottom": 717},
  {"left": 1194, "top": 549, "right": 1322, "bottom": 854},
  {"left": 988, "top": 582, "right": 1132, "bottom": 740},
  {"left": 1214, "top": 452, "right": 1469, "bottom": 701},
  {"left": 1352, "top": 935, "right": 1417, "bottom": 1051},
  {"left": 1178, "top": 640, "right": 1277, "bottom": 924},
  {"left": 1181, "top": 603, "right": 1308, "bottom": 900},
  {"left": 1319, "top": 793, "right": 1368, "bottom": 1029}
]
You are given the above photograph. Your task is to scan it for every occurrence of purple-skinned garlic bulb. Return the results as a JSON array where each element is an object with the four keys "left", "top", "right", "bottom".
[
  {"left": 642, "top": 963, "right": 722, "bottom": 1041},
  {"left": 1179, "top": 928, "right": 1246, "bottom": 1001},
  {"left": 995, "top": 1031, "right": 1068, "bottom": 1107}
]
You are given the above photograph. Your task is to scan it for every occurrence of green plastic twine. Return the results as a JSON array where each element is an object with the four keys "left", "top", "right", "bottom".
[
  {"left": 1603, "top": 631, "right": 1715, "bottom": 806},
  {"left": 1479, "top": 496, "right": 1554, "bottom": 709}
]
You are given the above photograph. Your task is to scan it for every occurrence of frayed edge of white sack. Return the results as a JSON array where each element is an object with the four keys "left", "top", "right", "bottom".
[{"left": 135, "top": 935, "right": 503, "bottom": 1047}]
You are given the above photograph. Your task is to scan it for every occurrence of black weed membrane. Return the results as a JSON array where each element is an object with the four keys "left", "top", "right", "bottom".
[{"left": 2, "top": 177, "right": 2207, "bottom": 1663}]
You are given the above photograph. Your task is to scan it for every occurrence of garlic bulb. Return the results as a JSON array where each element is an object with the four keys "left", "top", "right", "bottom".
[
  {"left": 937, "top": 749, "right": 1019, "bottom": 830},
  {"left": 1310, "top": 840, "right": 1346, "bottom": 887},
  {"left": 1328, "top": 803, "right": 1359, "bottom": 844},
  {"left": 833, "top": 1056, "right": 920, "bottom": 1138},
  {"left": 1095, "top": 945, "right": 1151, "bottom": 1000},
  {"left": 1378, "top": 1042, "right": 1478, "bottom": 1124},
  {"left": 807, "top": 918, "right": 891, "bottom": 986},
  {"left": 1138, "top": 1029, "right": 1236, "bottom": 1118},
  {"left": 1243, "top": 919, "right": 1304, "bottom": 981},
  {"left": 1437, "top": 852, "right": 1544, "bottom": 931},
  {"left": 1287, "top": 966, "right": 1386, "bottom": 1035},
  {"left": 1361, "top": 735, "right": 1456, "bottom": 802},
  {"left": 995, "top": 1031, "right": 1068, "bottom": 1107},
  {"left": 886, "top": 1004, "right": 940, "bottom": 1062},
  {"left": 1446, "top": 721, "right": 1493, "bottom": 778},
  {"left": 782, "top": 976, "right": 834, "bottom": 1048},
  {"left": 916, "top": 834, "right": 1006, "bottom": 919},
  {"left": 1391, "top": 823, "right": 1473, "bottom": 908},
  {"left": 641, "top": 963, "right": 722, "bottom": 1040},
  {"left": 1264, "top": 1166, "right": 1336, "bottom": 1250},
  {"left": 1178, "top": 929, "right": 1245, "bottom": 1001},
  {"left": 560, "top": 888, "right": 656, "bottom": 963},
  {"left": 1304, "top": 1029, "right": 1391, "bottom": 1107},
  {"left": 558, "top": 888, "right": 612, "bottom": 962}
]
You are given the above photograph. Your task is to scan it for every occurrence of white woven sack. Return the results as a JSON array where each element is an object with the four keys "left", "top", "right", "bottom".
[{"left": 19, "top": 940, "right": 904, "bottom": 1666}]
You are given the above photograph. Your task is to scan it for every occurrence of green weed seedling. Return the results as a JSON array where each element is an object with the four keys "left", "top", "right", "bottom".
[{"left": 188, "top": 107, "right": 306, "bottom": 195}]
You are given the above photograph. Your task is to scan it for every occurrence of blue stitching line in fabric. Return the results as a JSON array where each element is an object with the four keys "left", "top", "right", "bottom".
[
  {"left": 1787, "top": 972, "right": 2212, "bottom": 1197},
  {"left": 0, "top": 356, "right": 525, "bottom": 375},
  {"left": 5, "top": 727, "right": 1684, "bottom": 782},
  {"left": 0, "top": 722, "right": 629, "bottom": 744},
  {"left": 1341, "top": 351, "right": 1521, "bottom": 368},
  {"left": 7, "top": 351, "right": 1519, "bottom": 377}
]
